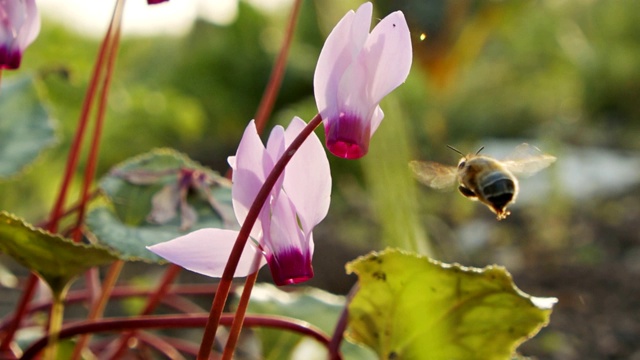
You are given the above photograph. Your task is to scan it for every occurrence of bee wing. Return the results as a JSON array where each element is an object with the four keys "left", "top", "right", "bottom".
[
  {"left": 409, "top": 160, "right": 458, "bottom": 189},
  {"left": 501, "top": 143, "right": 557, "bottom": 177}
]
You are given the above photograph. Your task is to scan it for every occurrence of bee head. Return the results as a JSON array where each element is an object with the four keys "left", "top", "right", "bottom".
[{"left": 447, "top": 145, "right": 486, "bottom": 169}]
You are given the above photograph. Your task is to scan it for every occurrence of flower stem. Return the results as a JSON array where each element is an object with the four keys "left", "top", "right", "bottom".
[
  {"left": 46, "top": 0, "right": 121, "bottom": 235},
  {"left": 0, "top": 0, "right": 124, "bottom": 352},
  {"left": 42, "top": 286, "right": 70, "bottom": 360},
  {"left": 106, "top": 264, "right": 183, "bottom": 360},
  {"left": 70, "top": 260, "right": 124, "bottom": 360},
  {"left": 328, "top": 284, "right": 359, "bottom": 360},
  {"left": 72, "top": 0, "right": 125, "bottom": 241},
  {"left": 197, "top": 113, "right": 323, "bottom": 360},
  {"left": 0, "top": 283, "right": 217, "bottom": 333},
  {"left": 0, "top": 273, "right": 38, "bottom": 354},
  {"left": 221, "top": 252, "right": 262, "bottom": 359},
  {"left": 22, "top": 314, "right": 332, "bottom": 360},
  {"left": 253, "top": 0, "right": 302, "bottom": 134}
]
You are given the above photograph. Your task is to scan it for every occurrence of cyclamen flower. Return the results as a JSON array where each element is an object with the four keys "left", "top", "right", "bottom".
[
  {"left": 148, "top": 117, "right": 331, "bottom": 286},
  {"left": 0, "top": 0, "right": 40, "bottom": 70},
  {"left": 147, "top": 0, "right": 169, "bottom": 4},
  {"left": 314, "top": 2, "right": 412, "bottom": 159}
]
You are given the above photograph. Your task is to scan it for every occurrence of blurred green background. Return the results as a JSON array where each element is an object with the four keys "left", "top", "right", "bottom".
[{"left": 1, "top": 0, "right": 640, "bottom": 358}]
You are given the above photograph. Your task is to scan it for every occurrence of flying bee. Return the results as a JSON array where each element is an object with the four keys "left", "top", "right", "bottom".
[{"left": 409, "top": 143, "right": 556, "bottom": 220}]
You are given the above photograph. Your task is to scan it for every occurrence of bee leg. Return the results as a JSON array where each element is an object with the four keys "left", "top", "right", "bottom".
[{"left": 457, "top": 185, "right": 477, "bottom": 199}]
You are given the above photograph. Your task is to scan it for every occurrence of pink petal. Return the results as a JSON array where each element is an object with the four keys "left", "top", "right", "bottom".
[
  {"left": 283, "top": 117, "right": 331, "bottom": 234},
  {"left": 263, "top": 193, "right": 314, "bottom": 285},
  {"left": 227, "top": 155, "right": 236, "bottom": 169},
  {"left": 0, "top": 0, "right": 39, "bottom": 70},
  {"left": 267, "top": 191, "right": 306, "bottom": 252},
  {"left": 232, "top": 121, "right": 268, "bottom": 238},
  {"left": 362, "top": 10, "right": 412, "bottom": 106},
  {"left": 19, "top": 0, "right": 40, "bottom": 49},
  {"left": 264, "top": 125, "right": 286, "bottom": 202},
  {"left": 147, "top": 229, "right": 265, "bottom": 278},
  {"left": 369, "top": 106, "right": 384, "bottom": 135},
  {"left": 313, "top": 3, "right": 372, "bottom": 119},
  {"left": 265, "top": 125, "right": 285, "bottom": 163}
]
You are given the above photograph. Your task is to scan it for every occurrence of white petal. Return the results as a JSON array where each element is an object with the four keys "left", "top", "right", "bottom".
[{"left": 147, "top": 229, "right": 266, "bottom": 278}]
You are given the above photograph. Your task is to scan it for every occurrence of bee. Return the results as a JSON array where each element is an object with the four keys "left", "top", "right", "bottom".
[{"left": 409, "top": 143, "right": 556, "bottom": 220}]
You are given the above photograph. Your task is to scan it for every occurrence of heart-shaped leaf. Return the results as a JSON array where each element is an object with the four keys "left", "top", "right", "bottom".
[
  {"left": 85, "top": 148, "right": 234, "bottom": 262},
  {"left": 0, "top": 76, "right": 56, "bottom": 178},
  {"left": 0, "top": 212, "right": 118, "bottom": 295},
  {"left": 346, "top": 248, "right": 556, "bottom": 360}
]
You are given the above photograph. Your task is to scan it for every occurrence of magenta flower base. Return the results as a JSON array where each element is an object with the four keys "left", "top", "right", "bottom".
[{"left": 267, "top": 247, "right": 314, "bottom": 286}]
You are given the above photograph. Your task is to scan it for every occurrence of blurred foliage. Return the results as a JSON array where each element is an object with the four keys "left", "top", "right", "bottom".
[
  {"left": 0, "top": 76, "right": 55, "bottom": 179},
  {"left": 85, "top": 148, "right": 234, "bottom": 262}
]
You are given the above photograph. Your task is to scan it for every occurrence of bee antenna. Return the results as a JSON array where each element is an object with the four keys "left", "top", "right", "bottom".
[
  {"left": 446, "top": 145, "right": 464, "bottom": 156},
  {"left": 475, "top": 146, "right": 485, "bottom": 155}
]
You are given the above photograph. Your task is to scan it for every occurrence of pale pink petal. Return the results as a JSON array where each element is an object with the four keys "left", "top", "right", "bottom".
[
  {"left": 313, "top": 3, "right": 412, "bottom": 159},
  {"left": 283, "top": 117, "right": 331, "bottom": 234},
  {"left": 349, "top": 2, "right": 374, "bottom": 54},
  {"left": 266, "top": 193, "right": 306, "bottom": 254},
  {"left": 147, "top": 229, "right": 266, "bottom": 278},
  {"left": 313, "top": 3, "right": 371, "bottom": 118},
  {"left": 265, "top": 125, "right": 285, "bottom": 163},
  {"left": 362, "top": 11, "right": 412, "bottom": 106},
  {"left": 1, "top": 0, "right": 39, "bottom": 69},
  {"left": 227, "top": 155, "right": 236, "bottom": 170},
  {"left": 264, "top": 125, "right": 286, "bottom": 202},
  {"left": 263, "top": 193, "right": 313, "bottom": 286},
  {"left": 369, "top": 106, "right": 384, "bottom": 135},
  {"left": 232, "top": 121, "right": 267, "bottom": 237},
  {"left": 19, "top": 0, "right": 40, "bottom": 48}
]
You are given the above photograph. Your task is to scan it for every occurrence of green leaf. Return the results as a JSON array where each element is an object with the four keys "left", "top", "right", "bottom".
[
  {"left": 346, "top": 248, "right": 556, "bottom": 360},
  {"left": 0, "top": 212, "right": 118, "bottom": 295},
  {"left": 85, "top": 148, "right": 234, "bottom": 262},
  {"left": 237, "top": 283, "right": 376, "bottom": 360},
  {"left": 0, "top": 76, "right": 56, "bottom": 178}
]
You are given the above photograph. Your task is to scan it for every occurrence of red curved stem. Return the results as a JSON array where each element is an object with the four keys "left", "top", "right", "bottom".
[
  {"left": 106, "top": 264, "right": 183, "bottom": 359},
  {"left": 328, "top": 284, "right": 359, "bottom": 359},
  {"left": 46, "top": 0, "right": 118, "bottom": 234},
  {"left": 0, "top": 274, "right": 38, "bottom": 353},
  {"left": 221, "top": 271, "right": 259, "bottom": 359},
  {"left": 0, "top": 284, "right": 217, "bottom": 333},
  {"left": 253, "top": 0, "right": 302, "bottom": 134},
  {"left": 21, "top": 314, "right": 333, "bottom": 360},
  {"left": 72, "top": 0, "right": 125, "bottom": 240}
]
